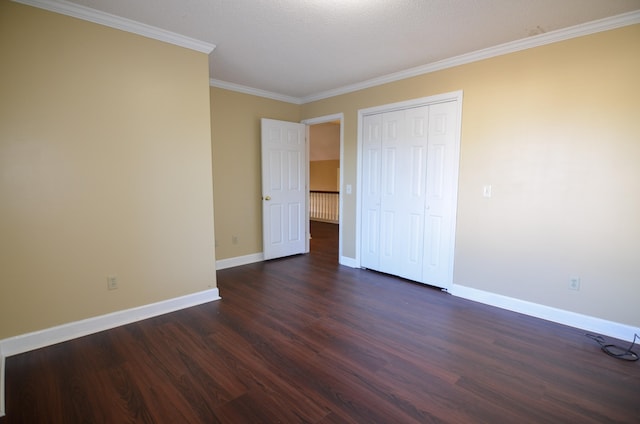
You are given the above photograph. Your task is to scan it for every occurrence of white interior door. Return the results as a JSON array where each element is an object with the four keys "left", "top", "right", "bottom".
[
  {"left": 422, "top": 101, "right": 458, "bottom": 286},
  {"left": 359, "top": 97, "right": 460, "bottom": 289},
  {"left": 261, "top": 118, "right": 307, "bottom": 260},
  {"left": 379, "top": 107, "right": 430, "bottom": 282},
  {"left": 360, "top": 113, "right": 383, "bottom": 271},
  {"left": 392, "top": 106, "right": 430, "bottom": 281},
  {"left": 378, "top": 110, "right": 404, "bottom": 277}
]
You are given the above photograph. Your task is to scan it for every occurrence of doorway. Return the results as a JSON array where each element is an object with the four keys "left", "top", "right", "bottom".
[{"left": 304, "top": 114, "right": 343, "bottom": 260}]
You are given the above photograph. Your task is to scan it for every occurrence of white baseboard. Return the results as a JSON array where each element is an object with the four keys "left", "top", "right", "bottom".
[
  {"left": 0, "top": 288, "right": 221, "bottom": 417},
  {"left": 0, "top": 288, "right": 220, "bottom": 357},
  {"left": 339, "top": 256, "right": 358, "bottom": 268},
  {"left": 216, "top": 253, "right": 264, "bottom": 270},
  {"left": 449, "top": 284, "right": 639, "bottom": 342},
  {"left": 216, "top": 253, "right": 359, "bottom": 270},
  {"left": 0, "top": 348, "right": 4, "bottom": 417}
]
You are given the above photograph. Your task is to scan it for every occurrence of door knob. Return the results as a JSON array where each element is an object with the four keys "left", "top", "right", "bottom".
[{"left": 264, "top": 196, "right": 271, "bottom": 201}]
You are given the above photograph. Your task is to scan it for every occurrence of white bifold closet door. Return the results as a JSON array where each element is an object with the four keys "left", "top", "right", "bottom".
[{"left": 361, "top": 101, "right": 458, "bottom": 289}]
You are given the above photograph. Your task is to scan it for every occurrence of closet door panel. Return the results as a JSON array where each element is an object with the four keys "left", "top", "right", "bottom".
[
  {"left": 394, "top": 106, "right": 429, "bottom": 281},
  {"left": 423, "top": 101, "right": 458, "bottom": 286},
  {"left": 378, "top": 111, "right": 404, "bottom": 275},
  {"left": 361, "top": 114, "right": 383, "bottom": 271}
]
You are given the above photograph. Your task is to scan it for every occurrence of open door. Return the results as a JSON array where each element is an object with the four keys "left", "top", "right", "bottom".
[{"left": 261, "top": 118, "right": 307, "bottom": 260}]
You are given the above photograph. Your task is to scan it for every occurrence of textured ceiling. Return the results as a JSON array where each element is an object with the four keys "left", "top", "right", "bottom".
[{"left": 63, "top": 0, "right": 640, "bottom": 100}]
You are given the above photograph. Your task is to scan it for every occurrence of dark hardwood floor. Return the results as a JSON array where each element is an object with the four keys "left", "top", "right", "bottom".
[{"left": 2, "top": 221, "right": 639, "bottom": 423}]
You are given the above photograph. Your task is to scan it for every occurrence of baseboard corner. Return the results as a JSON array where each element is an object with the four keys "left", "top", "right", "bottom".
[
  {"left": 216, "top": 253, "right": 264, "bottom": 270},
  {"left": 339, "top": 256, "right": 358, "bottom": 268}
]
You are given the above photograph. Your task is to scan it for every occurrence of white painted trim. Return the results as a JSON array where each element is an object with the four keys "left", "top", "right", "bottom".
[
  {"left": 210, "top": 79, "right": 302, "bottom": 104},
  {"left": 216, "top": 253, "right": 264, "bottom": 270},
  {"left": 207, "top": 11, "right": 640, "bottom": 104},
  {"left": 0, "top": 348, "right": 4, "bottom": 418},
  {"left": 355, "top": 112, "right": 364, "bottom": 267},
  {"left": 0, "top": 289, "right": 220, "bottom": 358},
  {"left": 339, "top": 256, "right": 358, "bottom": 268},
  {"left": 0, "top": 288, "right": 220, "bottom": 417},
  {"left": 359, "top": 90, "right": 463, "bottom": 116},
  {"left": 300, "top": 10, "right": 640, "bottom": 103},
  {"left": 301, "top": 113, "right": 343, "bottom": 126},
  {"left": 305, "top": 123, "right": 311, "bottom": 254},
  {"left": 12, "top": 0, "right": 215, "bottom": 54},
  {"left": 450, "top": 284, "right": 640, "bottom": 343},
  {"left": 337, "top": 117, "right": 346, "bottom": 263}
]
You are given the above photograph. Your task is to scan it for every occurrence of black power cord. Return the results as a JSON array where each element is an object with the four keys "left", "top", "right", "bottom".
[{"left": 585, "top": 333, "right": 639, "bottom": 361}]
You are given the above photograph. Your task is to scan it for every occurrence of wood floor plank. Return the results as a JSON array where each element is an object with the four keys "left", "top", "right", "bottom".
[{"left": 2, "top": 221, "right": 639, "bottom": 423}]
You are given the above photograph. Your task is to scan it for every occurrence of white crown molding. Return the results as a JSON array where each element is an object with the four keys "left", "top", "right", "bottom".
[
  {"left": 209, "top": 79, "right": 303, "bottom": 104},
  {"left": 12, "top": 0, "right": 216, "bottom": 54},
  {"left": 13, "top": 0, "right": 639, "bottom": 104},
  {"left": 300, "top": 10, "right": 640, "bottom": 103},
  {"left": 210, "top": 9, "right": 640, "bottom": 105}
]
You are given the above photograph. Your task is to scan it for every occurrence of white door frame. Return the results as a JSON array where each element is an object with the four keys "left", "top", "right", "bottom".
[
  {"left": 302, "top": 113, "right": 344, "bottom": 259},
  {"left": 356, "top": 91, "right": 463, "bottom": 288}
]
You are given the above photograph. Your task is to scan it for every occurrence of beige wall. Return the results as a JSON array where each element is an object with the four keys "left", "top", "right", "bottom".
[
  {"left": 310, "top": 160, "right": 340, "bottom": 192},
  {"left": 300, "top": 25, "right": 640, "bottom": 327},
  {"left": 309, "top": 122, "right": 340, "bottom": 161},
  {"left": 0, "top": 1, "right": 216, "bottom": 340},
  {"left": 210, "top": 87, "right": 300, "bottom": 259},
  {"left": 211, "top": 25, "right": 639, "bottom": 327}
]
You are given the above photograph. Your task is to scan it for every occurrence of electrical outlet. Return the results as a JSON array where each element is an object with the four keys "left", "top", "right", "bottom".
[
  {"left": 107, "top": 276, "right": 118, "bottom": 290},
  {"left": 569, "top": 277, "right": 580, "bottom": 291}
]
